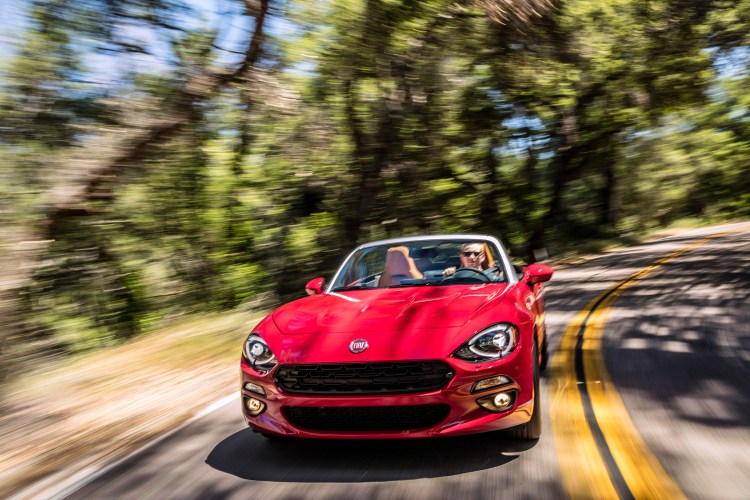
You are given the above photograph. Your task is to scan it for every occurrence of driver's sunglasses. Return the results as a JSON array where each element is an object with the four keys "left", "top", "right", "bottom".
[{"left": 462, "top": 251, "right": 483, "bottom": 257}]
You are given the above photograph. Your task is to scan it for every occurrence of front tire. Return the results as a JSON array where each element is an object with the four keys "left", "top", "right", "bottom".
[
  {"left": 507, "top": 340, "right": 541, "bottom": 440},
  {"left": 539, "top": 331, "right": 549, "bottom": 372}
]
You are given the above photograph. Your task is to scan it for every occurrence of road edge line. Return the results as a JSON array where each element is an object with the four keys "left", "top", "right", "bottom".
[{"left": 10, "top": 393, "right": 238, "bottom": 500}]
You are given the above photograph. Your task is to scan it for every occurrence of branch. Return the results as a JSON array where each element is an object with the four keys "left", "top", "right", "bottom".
[
  {"left": 470, "top": 0, "right": 558, "bottom": 27},
  {"left": 222, "top": 0, "right": 270, "bottom": 83},
  {"left": 43, "top": 0, "right": 272, "bottom": 221},
  {"left": 0, "top": 1, "right": 275, "bottom": 382}
]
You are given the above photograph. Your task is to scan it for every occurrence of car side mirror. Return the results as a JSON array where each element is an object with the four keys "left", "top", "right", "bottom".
[
  {"left": 525, "top": 263, "right": 553, "bottom": 284},
  {"left": 305, "top": 277, "right": 325, "bottom": 295}
]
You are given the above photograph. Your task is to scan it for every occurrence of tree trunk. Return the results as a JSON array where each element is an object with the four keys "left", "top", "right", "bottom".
[
  {"left": 598, "top": 138, "right": 617, "bottom": 227},
  {"left": 0, "top": 0, "right": 271, "bottom": 392}
]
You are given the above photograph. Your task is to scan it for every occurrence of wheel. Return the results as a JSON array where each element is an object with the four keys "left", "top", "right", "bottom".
[
  {"left": 539, "top": 331, "right": 549, "bottom": 372},
  {"left": 507, "top": 340, "right": 541, "bottom": 440}
]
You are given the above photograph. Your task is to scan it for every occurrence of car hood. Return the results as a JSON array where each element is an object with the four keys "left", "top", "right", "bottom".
[
  {"left": 267, "top": 284, "right": 512, "bottom": 363},
  {"left": 274, "top": 284, "right": 510, "bottom": 333}
]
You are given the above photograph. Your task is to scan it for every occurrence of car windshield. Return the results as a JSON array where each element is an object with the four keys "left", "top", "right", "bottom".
[{"left": 329, "top": 238, "right": 507, "bottom": 291}]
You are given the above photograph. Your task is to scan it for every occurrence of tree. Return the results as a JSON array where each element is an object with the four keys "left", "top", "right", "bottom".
[{"left": 0, "top": 0, "right": 271, "bottom": 387}]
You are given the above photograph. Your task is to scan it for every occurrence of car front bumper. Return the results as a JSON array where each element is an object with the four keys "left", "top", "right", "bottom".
[{"left": 240, "top": 352, "right": 534, "bottom": 439}]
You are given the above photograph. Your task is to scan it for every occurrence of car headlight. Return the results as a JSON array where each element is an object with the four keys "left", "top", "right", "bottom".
[
  {"left": 452, "top": 323, "right": 518, "bottom": 362},
  {"left": 243, "top": 334, "right": 278, "bottom": 373}
]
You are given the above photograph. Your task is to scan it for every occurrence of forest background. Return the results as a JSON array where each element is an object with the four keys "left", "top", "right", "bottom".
[{"left": 1, "top": 0, "right": 749, "bottom": 387}]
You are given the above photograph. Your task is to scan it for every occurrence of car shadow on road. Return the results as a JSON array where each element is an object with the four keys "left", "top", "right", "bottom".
[{"left": 206, "top": 428, "right": 534, "bottom": 482}]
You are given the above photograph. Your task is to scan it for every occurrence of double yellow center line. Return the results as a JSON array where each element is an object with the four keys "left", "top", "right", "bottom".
[{"left": 551, "top": 226, "right": 749, "bottom": 499}]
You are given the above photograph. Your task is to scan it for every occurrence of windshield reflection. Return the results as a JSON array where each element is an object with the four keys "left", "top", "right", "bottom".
[{"left": 329, "top": 239, "right": 506, "bottom": 291}]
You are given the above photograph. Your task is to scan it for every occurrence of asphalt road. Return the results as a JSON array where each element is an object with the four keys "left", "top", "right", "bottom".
[{"left": 67, "top": 223, "right": 750, "bottom": 500}]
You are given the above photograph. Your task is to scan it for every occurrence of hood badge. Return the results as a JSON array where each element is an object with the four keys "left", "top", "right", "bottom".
[{"left": 349, "top": 339, "right": 369, "bottom": 354}]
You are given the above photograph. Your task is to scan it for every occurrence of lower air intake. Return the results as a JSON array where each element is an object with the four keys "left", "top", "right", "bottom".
[{"left": 283, "top": 404, "right": 450, "bottom": 432}]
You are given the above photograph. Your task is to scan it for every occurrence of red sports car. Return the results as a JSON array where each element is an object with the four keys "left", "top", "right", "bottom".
[{"left": 240, "top": 235, "right": 553, "bottom": 439}]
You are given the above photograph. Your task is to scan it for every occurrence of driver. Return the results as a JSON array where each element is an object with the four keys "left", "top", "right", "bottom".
[{"left": 442, "top": 242, "right": 487, "bottom": 277}]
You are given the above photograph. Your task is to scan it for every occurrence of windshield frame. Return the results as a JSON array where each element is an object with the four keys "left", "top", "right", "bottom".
[{"left": 326, "top": 234, "right": 518, "bottom": 293}]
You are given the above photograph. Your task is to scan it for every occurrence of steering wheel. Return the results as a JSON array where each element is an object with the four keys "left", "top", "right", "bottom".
[{"left": 443, "top": 267, "right": 491, "bottom": 283}]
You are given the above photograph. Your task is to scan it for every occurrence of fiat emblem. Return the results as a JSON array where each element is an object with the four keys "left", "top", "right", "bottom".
[{"left": 349, "top": 339, "right": 368, "bottom": 353}]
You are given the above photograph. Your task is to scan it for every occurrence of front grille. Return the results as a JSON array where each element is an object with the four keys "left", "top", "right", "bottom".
[
  {"left": 274, "top": 361, "right": 453, "bottom": 395},
  {"left": 283, "top": 404, "right": 450, "bottom": 432}
]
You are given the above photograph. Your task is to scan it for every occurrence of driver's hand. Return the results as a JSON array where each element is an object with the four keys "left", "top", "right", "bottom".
[{"left": 442, "top": 266, "right": 456, "bottom": 277}]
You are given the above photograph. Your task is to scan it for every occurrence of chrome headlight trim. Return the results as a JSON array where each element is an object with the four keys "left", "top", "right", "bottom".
[
  {"left": 243, "top": 333, "right": 278, "bottom": 373},
  {"left": 452, "top": 323, "right": 518, "bottom": 362}
]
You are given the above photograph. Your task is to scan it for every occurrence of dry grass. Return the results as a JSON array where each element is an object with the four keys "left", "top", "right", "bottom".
[{"left": 0, "top": 310, "right": 264, "bottom": 498}]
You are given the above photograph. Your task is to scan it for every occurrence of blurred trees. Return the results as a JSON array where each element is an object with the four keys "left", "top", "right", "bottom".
[{"left": 1, "top": 0, "right": 749, "bottom": 371}]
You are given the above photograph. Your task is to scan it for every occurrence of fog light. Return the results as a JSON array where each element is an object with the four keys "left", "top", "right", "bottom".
[
  {"left": 477, "top": 390, "right": 517, "bottom": 413},
  {"left": 244, "top": 382, "right": 266, "bottom": 396},
  {"left": 472, "top": 375, "right": 513, "bottom": 393},
  {"left": 494, "top": 392, "right": 512, "bottom": 408},
  {"left": 245, "top": 397, "right": 266, "bottom": 416}
]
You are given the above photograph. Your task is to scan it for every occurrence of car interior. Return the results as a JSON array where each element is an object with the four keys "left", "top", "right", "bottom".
[{"left": 334, "top": 240, "right": 506, "bottom": 290}]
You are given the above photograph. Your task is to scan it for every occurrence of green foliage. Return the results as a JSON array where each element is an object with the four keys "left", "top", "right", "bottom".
[{"left": 2, "top": 0, "right": 750, "bottom": 361}]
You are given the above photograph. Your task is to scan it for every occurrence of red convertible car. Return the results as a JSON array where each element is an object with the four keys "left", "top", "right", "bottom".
[{"left": 240, "top": 235, "right": 553, "bottom": 440}]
